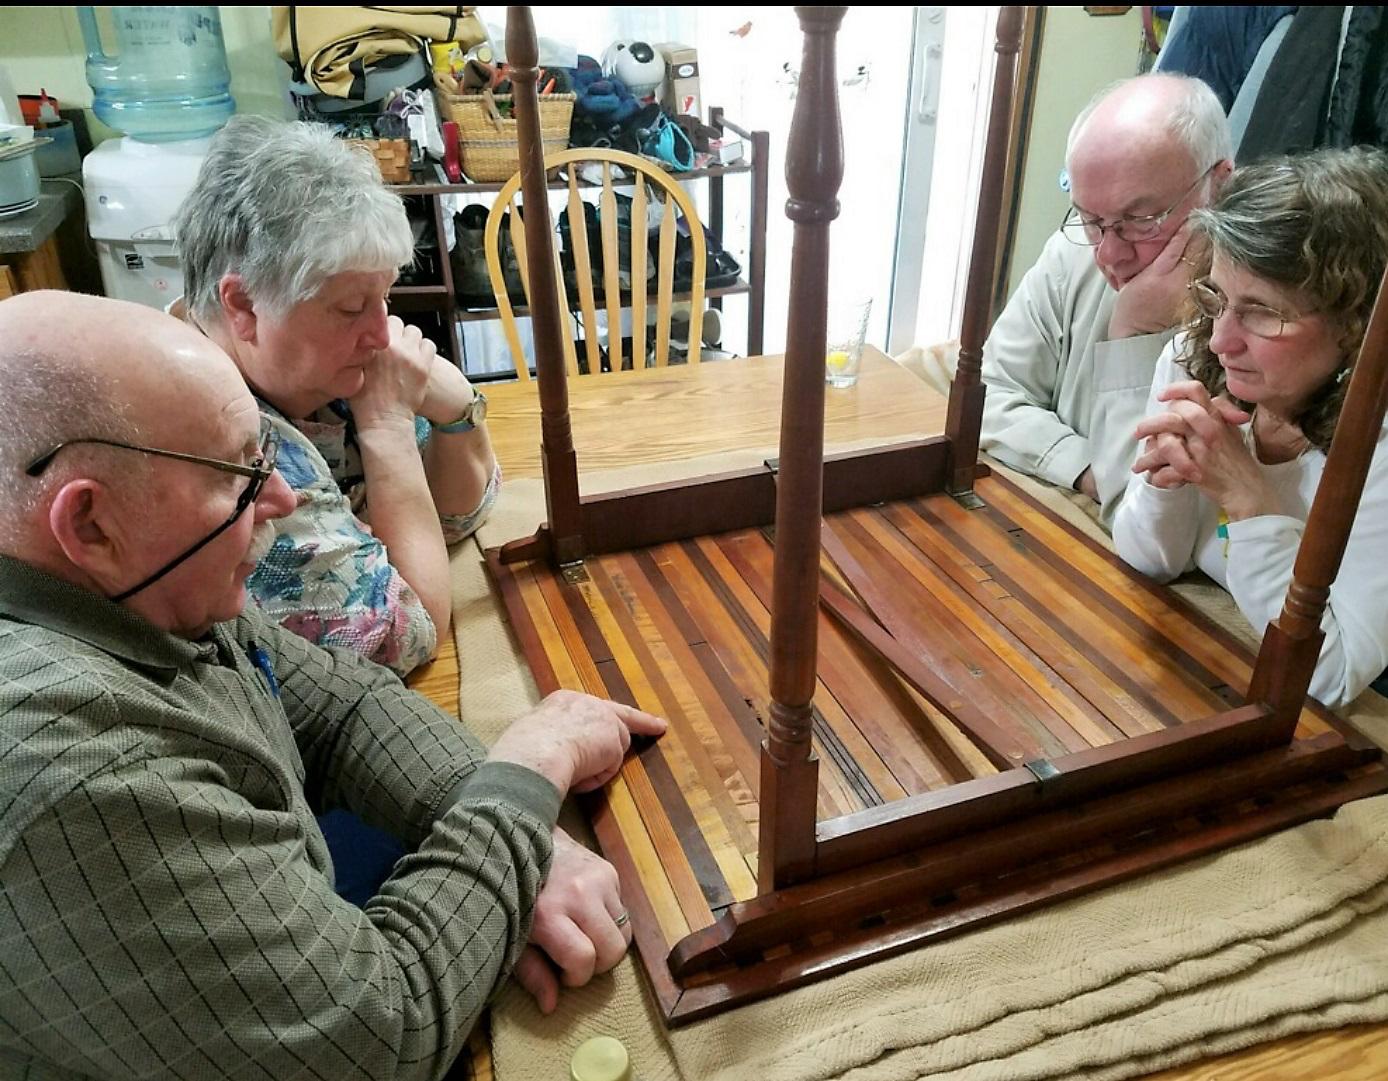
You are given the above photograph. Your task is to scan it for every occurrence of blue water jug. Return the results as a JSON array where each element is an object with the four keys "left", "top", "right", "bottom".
[{"left": 78, "top": 6, "right": 235, "bottom": 143}]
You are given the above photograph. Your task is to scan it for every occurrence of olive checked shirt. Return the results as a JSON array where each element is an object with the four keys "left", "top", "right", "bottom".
[{"left": 0, "top": 555, "right": 559, "bottom": 1079}]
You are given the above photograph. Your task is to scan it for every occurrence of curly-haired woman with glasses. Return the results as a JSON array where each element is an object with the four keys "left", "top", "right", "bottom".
[{"left": 1113, "top": 147, "right": 1388, "bottom": 708}]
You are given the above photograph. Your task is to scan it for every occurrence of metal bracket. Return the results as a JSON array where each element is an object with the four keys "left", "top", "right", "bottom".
[
  {"left": 764, "top": 456, "right": 780, "bottom": 475},
  {"left": 950, "top": 489, "right": 987, "bottom": 511},
  {"left": 560, "top": 560, "right": 590, "bottom": 585},
  {"left": 1024, "top": 758, "right": 1060, "bottom": 788}
]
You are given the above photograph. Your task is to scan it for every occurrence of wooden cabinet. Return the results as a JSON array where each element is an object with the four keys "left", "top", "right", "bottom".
[{"left": 388, "top": 111, "right": 769, "bottom": 375}]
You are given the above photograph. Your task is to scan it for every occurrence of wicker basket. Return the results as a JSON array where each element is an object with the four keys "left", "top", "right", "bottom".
[
  {"left": 346, "top": 138, "right": 412, "bottom": 184},
  {"left": 436, "top": 82, "right": 575, "bottom": 182}
]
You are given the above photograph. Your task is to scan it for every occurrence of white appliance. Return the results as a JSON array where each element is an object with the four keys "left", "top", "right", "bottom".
[{"left": 83, "top": 136, "right": 212, "bottom": 308}]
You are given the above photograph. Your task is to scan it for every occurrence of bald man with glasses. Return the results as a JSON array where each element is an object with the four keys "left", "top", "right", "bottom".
[
  {"left": 0, "top": 291, "right": 666, "bottom": 1079},
  {"left": 980, "top": 74, "right": 1234, "bottom": 526}
]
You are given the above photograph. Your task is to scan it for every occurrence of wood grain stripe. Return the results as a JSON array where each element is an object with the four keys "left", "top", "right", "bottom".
[
  {"left": 532, "top": 565, "right": 606, "bottom": 695},
  {"left": 617, "top": 551, "right": 762, "bottom": 880},
  {"left": 876, "top": 502, "right": 1134, "bottom": 744},
  {"left": 825, "top": 513, "right": 1073, "bottom": 758},
  {"left": 912, "top": 495, "right": 1207, "bottom": 727},
  {"left": 842, "top": 507, "right": 1116, "bottom": 749},
  {"left": 979, "top": 476, "right": 1332, "bottom": 737},
  {"left": 715, "top": 531, "right": 882, "bottom": 814},
  {"left": 483, "top": 549, "right": 559, "bottom": 695},
  {"left": 584, "top": 556, "right": 738, "bottom": 912},
  {"left": 603, "top": 772, "right": 689, "bottom": 943}
]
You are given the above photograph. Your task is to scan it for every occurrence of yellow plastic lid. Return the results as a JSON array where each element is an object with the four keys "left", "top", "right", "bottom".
[{"left": 570, "top": 1035, "right": 631, "bottom": 1081}]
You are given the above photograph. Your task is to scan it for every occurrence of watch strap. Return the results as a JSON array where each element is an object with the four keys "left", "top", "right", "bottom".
[{"left": 433, "top": 391, "right": 487, "bottom": 434}]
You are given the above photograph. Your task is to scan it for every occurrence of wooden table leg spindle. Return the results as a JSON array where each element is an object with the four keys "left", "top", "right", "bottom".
[
  {"left": 508, "top": 4, "right": 584, "bottom": 564},
  {"left": 944, "top": 7, "right": 1023, "bottom": 495},
  {"left": 758, "top": 5, "right": 848, "bottom": 892}
]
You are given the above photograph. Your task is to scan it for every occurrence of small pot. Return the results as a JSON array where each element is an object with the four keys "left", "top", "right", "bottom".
[{"left": 0, "top": 144, "right": 41, "bottom": 216}]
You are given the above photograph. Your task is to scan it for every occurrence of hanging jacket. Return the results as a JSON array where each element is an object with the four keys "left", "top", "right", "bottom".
[
  {"left": 272, "top": 6, "right": 486, "bottom": 98},
  {"left": 1325, "top": 6, "right": 1388, "bottom": 149},
  {"left": 1156, "top": 5, "right": 1298, "bottom": 111},
  {"left": 1239, "top": 5, "right": 1345, "bottom": 161}
]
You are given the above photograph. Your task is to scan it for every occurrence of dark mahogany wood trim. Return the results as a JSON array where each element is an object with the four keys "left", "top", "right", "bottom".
[{"left": 945, "top": 7, "right": 1024, "bottom": 492}]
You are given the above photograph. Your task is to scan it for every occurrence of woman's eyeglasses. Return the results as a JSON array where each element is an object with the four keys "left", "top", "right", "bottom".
[{"left": 1187, "top": 278, "right": 1310, "bottom": 340}]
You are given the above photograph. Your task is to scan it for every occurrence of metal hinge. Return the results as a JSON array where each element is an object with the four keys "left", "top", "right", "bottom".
[
  {"left": 1024, "top": 758, "right": 1060, "bottom": 788},
  {"left": 950, "top": 489, "right": 986, "bottom": 510}
]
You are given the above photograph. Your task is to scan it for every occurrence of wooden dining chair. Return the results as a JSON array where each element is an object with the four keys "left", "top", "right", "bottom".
[{"left": 484, "top": 147, "right": 708, "bottom": 380}]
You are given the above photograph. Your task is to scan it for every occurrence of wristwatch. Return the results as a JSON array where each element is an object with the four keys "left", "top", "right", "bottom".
[{"left": 433, "top": 391, "right": 488, "bottom": 434}]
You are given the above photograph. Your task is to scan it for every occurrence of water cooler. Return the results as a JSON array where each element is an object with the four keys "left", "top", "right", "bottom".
[
  {"left": 84, "top": 137, "right": 213, "bottom": 308},
  {"left": 77, "top": 6, "right": 234, "bottom": 307}
]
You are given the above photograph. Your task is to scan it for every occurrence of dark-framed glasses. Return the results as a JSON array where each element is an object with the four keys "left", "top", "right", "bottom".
[
  {"left": 24, "top": 419, "right": 281, "bottom": 602},
  {"left": 26, "top": 419, "right": 279, "bottom": 489},
  {"left": 1187, "top": 278, "right": 1309, "bottom": 340},
  {"left": 1061, "top": 162, "right": 1217, "bottom": 246}
]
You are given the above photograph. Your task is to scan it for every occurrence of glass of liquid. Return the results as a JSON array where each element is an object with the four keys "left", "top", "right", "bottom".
[{"left": 825, "top": 296, "right": 873, "bottom": 389}]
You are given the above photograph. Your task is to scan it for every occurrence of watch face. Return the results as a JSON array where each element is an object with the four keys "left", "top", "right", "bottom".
[{"left": 470, "top": 391, "right": 487, "bottom": 425}]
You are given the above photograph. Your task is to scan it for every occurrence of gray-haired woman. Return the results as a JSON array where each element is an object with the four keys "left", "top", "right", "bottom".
[
  {"left": 1114, "top": 147, "right": 1388, "bottom": 708},
  {"left": 176, "top": 115, "right": 499, "bottom": 676}
]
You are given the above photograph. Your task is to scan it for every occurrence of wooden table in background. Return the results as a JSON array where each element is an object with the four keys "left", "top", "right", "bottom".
[
  {"left": 419, "top": 350, "right": 1388, "bottom": 1081},
  {"left": 483, "top": 347, "right": 941, "bottom": 482}
]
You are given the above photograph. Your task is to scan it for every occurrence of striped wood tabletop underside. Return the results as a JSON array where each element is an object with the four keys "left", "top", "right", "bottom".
[{"left": 491, "top": 471, "right": 1349, "bottom": 957}]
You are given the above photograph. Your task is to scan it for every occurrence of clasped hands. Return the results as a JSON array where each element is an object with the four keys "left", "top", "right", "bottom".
[
  {"left": 1132, "top": 379, "right": 1269, "bottom": 521},
  {"left": 349, "top": 315, "right": 479, "bottom": 432}
]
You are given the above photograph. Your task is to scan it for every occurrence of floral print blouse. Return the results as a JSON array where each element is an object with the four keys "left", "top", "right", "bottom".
[{"left": 246, "top": 399, "right": 501, "bottom": 676}]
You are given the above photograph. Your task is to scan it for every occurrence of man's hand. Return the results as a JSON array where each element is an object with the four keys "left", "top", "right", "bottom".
[
  {"left": 1108, "top": 223, "right": 1196, "bottom": 341},
  {"left": 512, "top": 829, "right": 631, "bottom": 1013},
  {"left": 487, "top": 689, "right": 667, "bottom": 795},
  {"left": 1074, "top": 466, "right": 1099, "bottom": 502},
  {"left": 349, "top": 315, "right": 435, "bottom": 430}
]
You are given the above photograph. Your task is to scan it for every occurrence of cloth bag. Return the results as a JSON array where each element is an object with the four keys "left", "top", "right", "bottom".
[{"left": 272, "top": 6, "right": 487, "bottom": 98}]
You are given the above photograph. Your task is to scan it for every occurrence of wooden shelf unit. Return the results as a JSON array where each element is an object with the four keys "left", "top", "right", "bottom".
[{"left": 389, "top": 110, "right": 769, "bottom": 370}]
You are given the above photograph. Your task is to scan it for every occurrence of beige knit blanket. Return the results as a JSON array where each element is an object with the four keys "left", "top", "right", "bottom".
[{"left": 453, "top": 449, "right": 1388, "bottom": 1081}]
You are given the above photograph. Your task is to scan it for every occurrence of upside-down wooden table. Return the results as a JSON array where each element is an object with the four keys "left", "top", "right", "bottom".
[
  {"left": 481, "top": 2, "right": 1388, "bottom": 1031},
  {"left": 441, "top": 346, "right": 1388, "bottom": 1079}
]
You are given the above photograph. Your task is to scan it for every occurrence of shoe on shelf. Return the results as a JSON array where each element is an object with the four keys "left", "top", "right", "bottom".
[
  {"left": 450, "top": 203, "right": 492, "bottom": 304},
  {"left": 673, "top": 229, "right": 742, "bottom": 290},
  {"left": 662, "top": 302, "right": 723, "bottom": 355}
]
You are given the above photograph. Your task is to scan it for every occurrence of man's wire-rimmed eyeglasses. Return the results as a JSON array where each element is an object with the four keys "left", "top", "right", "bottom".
[{"left": 1060, "top": 163, "right": 1218, "bottom": 246}]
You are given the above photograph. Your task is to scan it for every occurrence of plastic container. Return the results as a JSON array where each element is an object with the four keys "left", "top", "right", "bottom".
[
  {"left": 0, "top": 144, "right": 41, "bottom": 218},
  {"left": 570, "top": 1036, "right": 631, "bottom": 1081},
  {"left": 78, "top": 7, "right": 235, "bottom": 143},
  {"left": 35, "top": 120, "right": 81, "bottom": 177}
]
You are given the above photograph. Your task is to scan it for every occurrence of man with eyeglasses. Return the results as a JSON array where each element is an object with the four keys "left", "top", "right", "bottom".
[
  {"left": 0, "top": 292, "right": 666, "bottom": 1077},
  {"left": 980, "top": 73, "right": 1234, "bottom": 526}
]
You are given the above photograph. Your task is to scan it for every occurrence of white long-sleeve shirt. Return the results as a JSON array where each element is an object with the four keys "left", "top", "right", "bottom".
[
  {"left": 1114, "top": 343, "right": 1388, "bottom": 708},
  {"left": 981, "top": 230, "right": 1174, "bottom": 527}
]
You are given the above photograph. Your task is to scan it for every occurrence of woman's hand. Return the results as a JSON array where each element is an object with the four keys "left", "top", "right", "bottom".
[
  {"left": 418, "top": 352, "right": 481, "bottom": 428},
  {"left": 1132, "top": 380, "right": 1271, "bottom": 519},
  {"left": 350, "top": 315, "right": 435, "bottom": 430}
]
